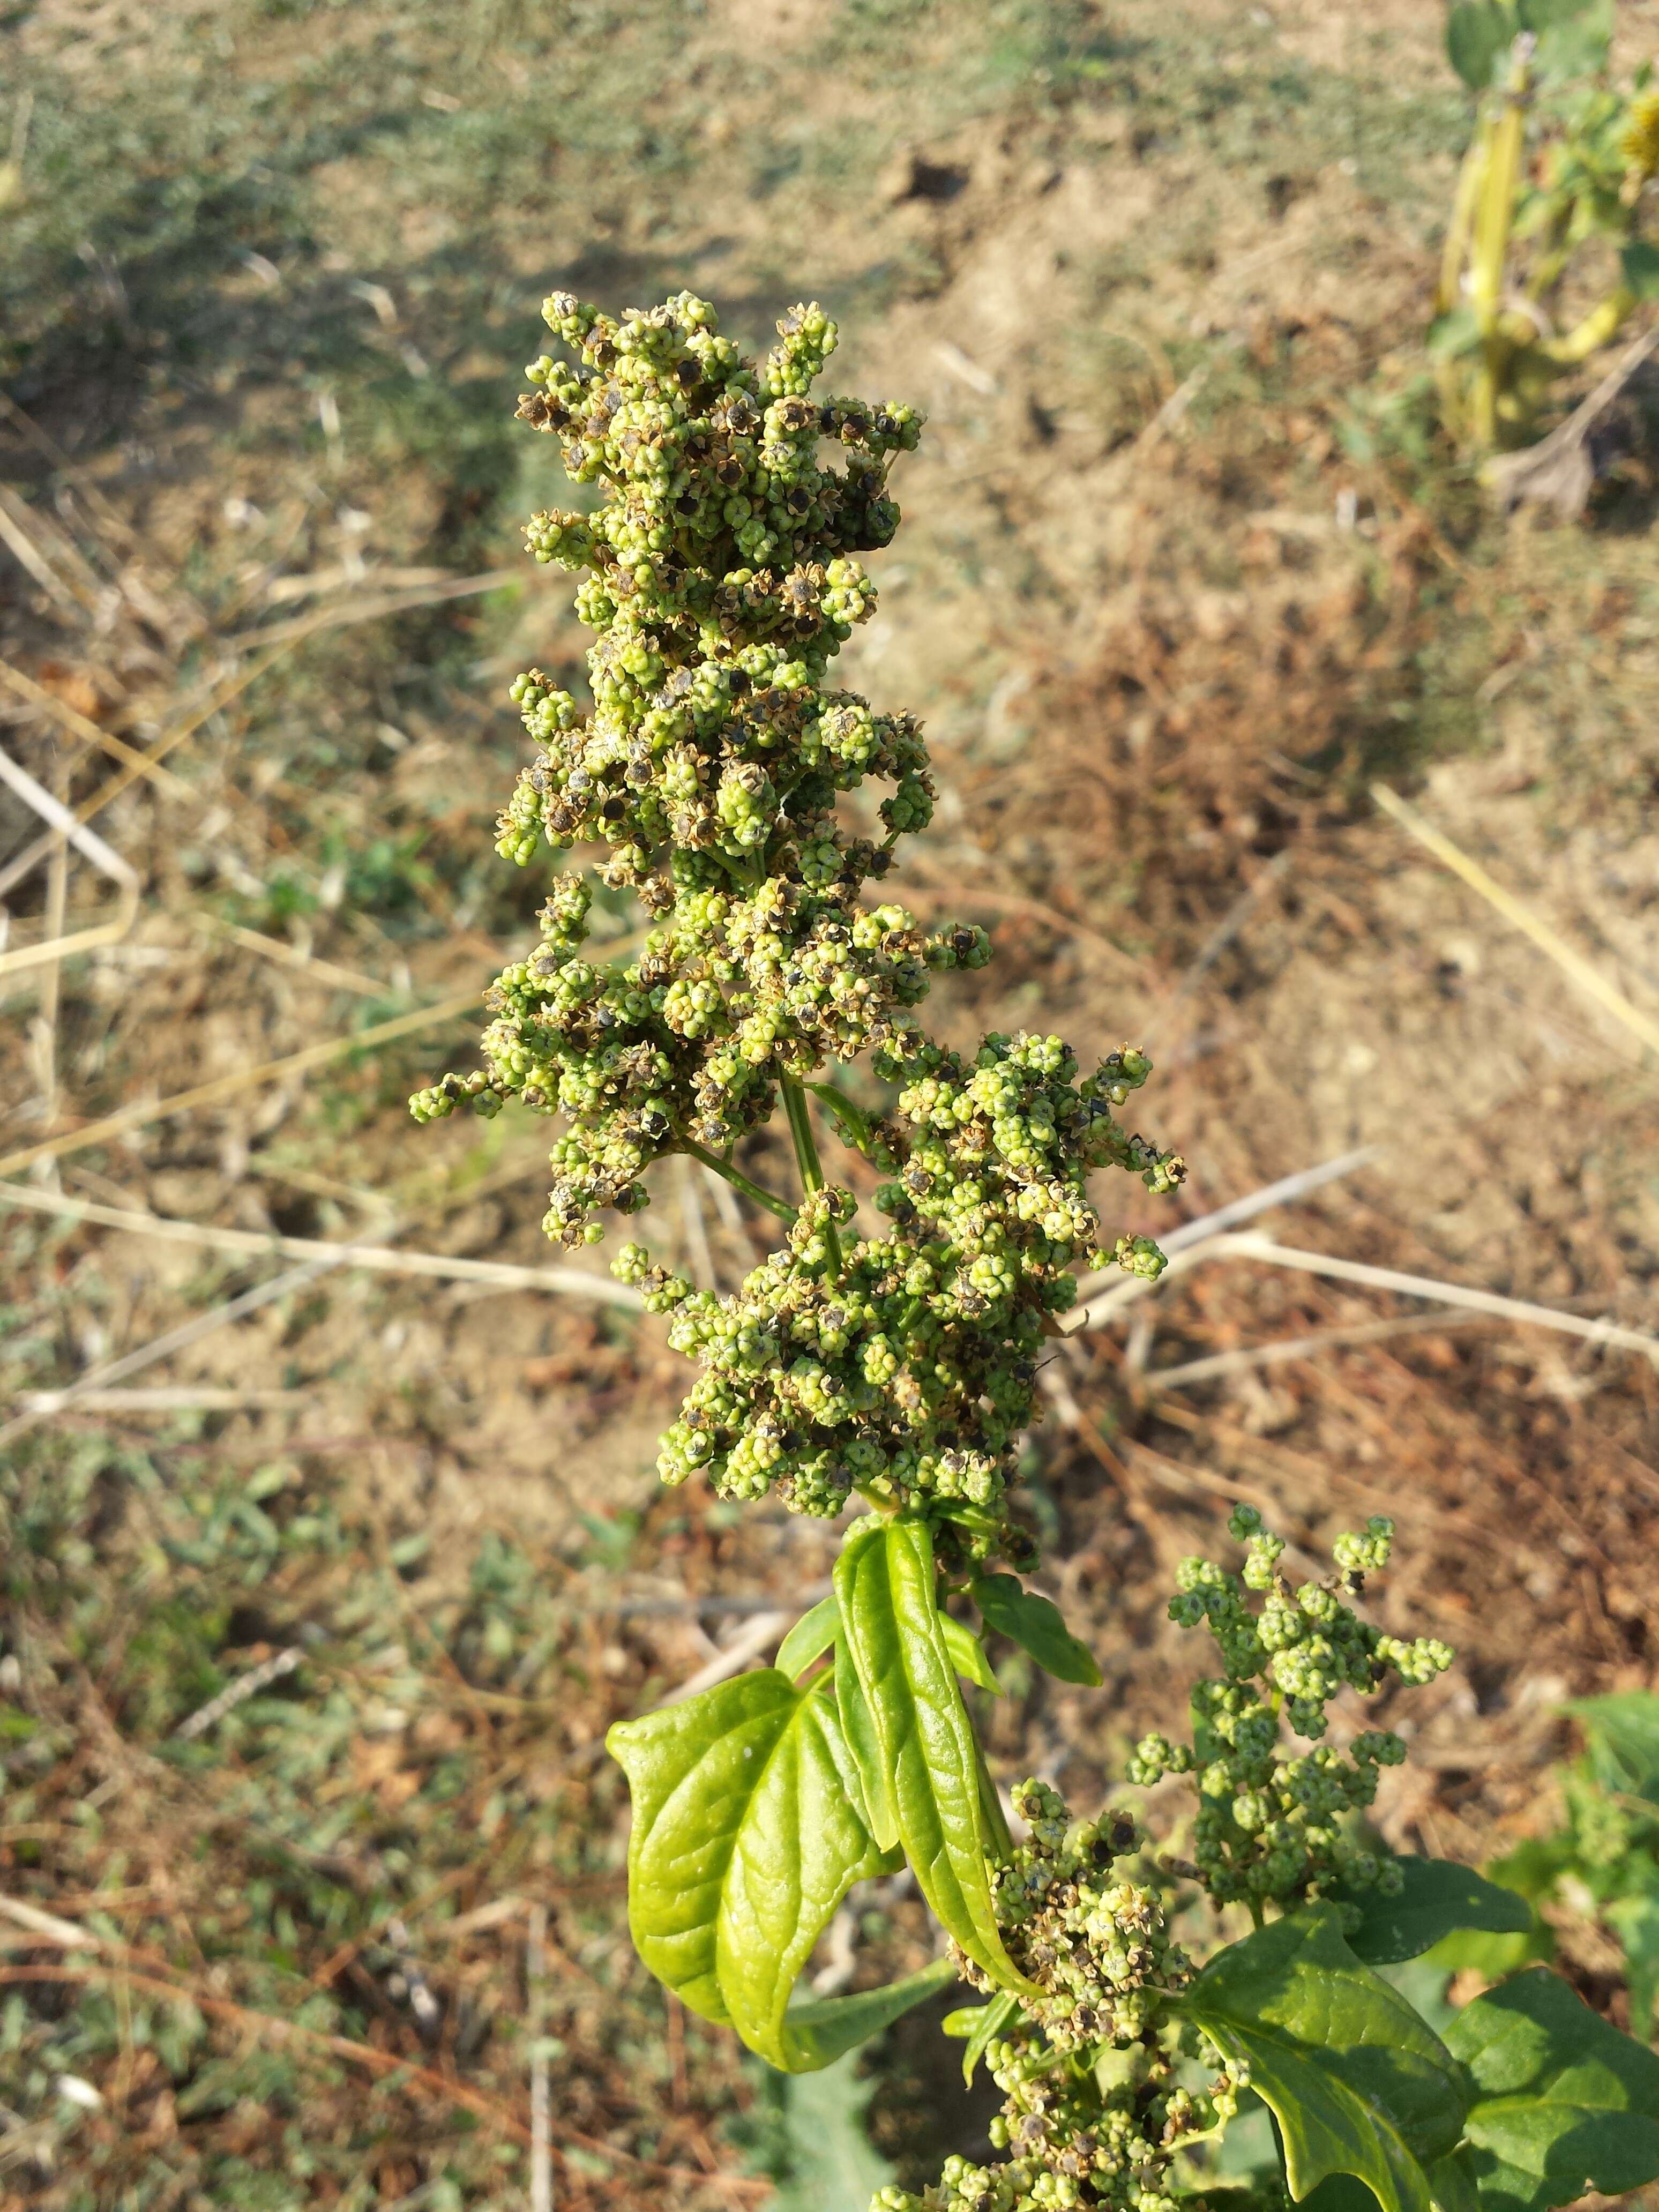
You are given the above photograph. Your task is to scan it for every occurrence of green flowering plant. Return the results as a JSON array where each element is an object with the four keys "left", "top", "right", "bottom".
[
  {"left": 1443, "top": 1692, "right": 1659, "bottom": 2042},
  {"left": 415, "top": 290, "right": 1659, "bottom": 2211},
  {"left": 1432, "top": 0, "right": 1659, "bottom": 455}
]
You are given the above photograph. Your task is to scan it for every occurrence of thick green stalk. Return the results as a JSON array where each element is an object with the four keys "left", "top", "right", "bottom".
[
  {"left": 1468, "top": 62, "right": 1528, "bottom": 450},
  {"left": 781, "top": 1074, "right": 843, "bottom": 1274},
  {"left": 1437, "top": 118, "right": 1489, "bottom": 318}
]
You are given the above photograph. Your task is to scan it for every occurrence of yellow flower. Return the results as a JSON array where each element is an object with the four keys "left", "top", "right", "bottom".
[{"left": 1622, "top": 88, "right": 1659, "bottom": 182}]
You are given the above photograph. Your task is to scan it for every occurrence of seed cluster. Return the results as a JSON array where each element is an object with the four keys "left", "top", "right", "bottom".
[
  {"left": 893, "top": 1785, "right": 1237, "bottom": 2212},
  {"left": 413, "top": 291, "right": 1181, "bottom": 1527},
  {"left": 411, "top": 290, "right": 939, "bottom": 1233},
  {"left": 618, "top": 1033, "right": 1177, "bottom": 1521},
  {"left": 1126, "top": 1507, "right": 1453, "bottom": 1914},
  {"left": 956, "top": 1783, "right": 1192, "bottom": 2047}
]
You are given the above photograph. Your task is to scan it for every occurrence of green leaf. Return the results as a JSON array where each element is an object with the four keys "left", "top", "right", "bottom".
[
  {"left": 970, "top": 1572, "right": 1102, "bottom": 1686},
  {"left": 941, "top": 1989, "right": 1020, "bottom": 2086},
  {"left": 1515, "top": 0, "right": 1600, "bottom": 28},
  {"left": 1425, "top": 1925, "right": 1556, "bottom": 1977},
  {"left": 1571, "top": 1689, "right": 1659, "bottom": 1798},
  {"left": 1485, "top": 1837, "right": 1572, "bottom": 1904},
  {"left": 1520, "top": 0, "right": 1613, "bottom": 74},
  {"left": 779, "top": 1956, "right": 960, "bottom": 2072},
  {"left": 1182, "top": 1906, "right": 1470, "bottom": 2212},
  {"left": 606, "top": 1669, "right": 899, "bottom": 2068},
  {"left": 776, "top": 1594, "right": 840, "bottom": 1683},
  {"left": 1446, "top": 2, "right": 1518, "bottom": 90},
  {"left": 1304, "top": 2155, "right": 1485, "bottom": 2212},
  {"left": 940, "top": 1614, "right": 1002, "bottom": 1694},
  {"left": 1341, "top": 1859, "right": 1537, "bottom": 1967},
  {"left": 1605, "top": 1890, "right": 1659, "bottom": 2039},
  {"left": 836, "top": 1634, "right": 899, "bottom": 1851},
  {"left": 768, "top": 2051, "right": 895, "bottom": 2212},
  {"left": 835, "top": 1520, "right": 1038, "bottom": 1998},
  {"left": 1445, "top": 1967, "right": 1659, "bottom": 2210},
  {"left": 1428, "top": 2149, "right": 1485, "bottom": 2212}
]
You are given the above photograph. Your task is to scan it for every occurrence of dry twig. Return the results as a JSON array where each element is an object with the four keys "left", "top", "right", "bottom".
[
  {"left": 0, "top": 982, "right": 482, "bottom": 1176},
  {"left": 0, "top": 656, "right": 190, "bottom": 795},
  {"left": 0, "top": 1179, "right": 645, "bottom": 1311},
  {"left": 1080, "top": 1228, "right": 1659, "bottom": 1364},
  {"left": 1372, "top": 780, "right": 1659, "bottom": 1061},
  {"left": 0, "top": 743, "right": 139, "bottom": 983}
]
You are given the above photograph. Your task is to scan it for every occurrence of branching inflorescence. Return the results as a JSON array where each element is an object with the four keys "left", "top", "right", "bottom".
[
  {"left": 413, "top": 289, "right": 1179, "bottom": 1544},
  {"left": 416, "top": 289, "right": 1659, "bottom": 2212}
]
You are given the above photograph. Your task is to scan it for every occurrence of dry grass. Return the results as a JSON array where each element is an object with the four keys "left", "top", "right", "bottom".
[{"left": 4, "top": 0, "right": 1659, "bottom": 2203}]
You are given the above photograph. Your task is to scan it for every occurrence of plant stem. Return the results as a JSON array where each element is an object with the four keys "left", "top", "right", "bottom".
[
  {"left": 1469, "top": 58, "right": 1528, "bottom": 449},
  {"left": 781, "top": 1074, "right": 844, "bottom": 1274},
  {"left": 1437, "top": 125, "right": 1488, "bottom": 319},
  {"left": 806, "top": 1078, "right": 875, "bottom": 1150},
  {"left": 681, "top": 1139, "right": 797, "bottom": 1226}
]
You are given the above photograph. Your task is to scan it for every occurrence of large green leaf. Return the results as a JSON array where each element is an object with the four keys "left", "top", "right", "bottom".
[
  {"left": 970, "top": 1572, "right": 1103, "bottom": 1686},
  {"left": 1568, "top": 1689, "right": 1659, "bottom": 1800},
  {"left": 1341, "top": 1859, "right": 1536, "bottom": 1968},
  {"left": 1515, "top": 0, "right": 1602, "bottom": 27},
  {"left": 835, "top": 1520, "right": 1038, "bottom": 1998},
  {"left": 1182, "top": 1907, "right": 1470, "bottom": 2212},
  {"left": 607, "top": 1669, "right": 901, "bottom": 2068},
  {"left": 1444, "top": 1967, "right": 1659, "bottom": 2211},
  {"left": 1522, "top": 0, "right": 1613, "bottom": 77},
  {"left": 1446, "top": 1, "right": 1517, "bottom": 89}
]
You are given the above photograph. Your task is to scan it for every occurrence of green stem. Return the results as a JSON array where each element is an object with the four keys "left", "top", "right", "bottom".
[
  {"left": 1533, "top": 285, "right": 1633, "bottom": 368},
  {"left": 681, "top": 1138, "right": 797, "bottom": 1226},
  {"left": 781, "top": 1074, "right": 844, "bottom": 1275},
  {"left": 1468, "top": 62, "right": 1529, "bottom": 450},
  {"left": 805, "top": 1078, "right": 874, "bottom": 1150},
  {"left": 1437, "top": 119, "right": 1488, "bottom": 318}
]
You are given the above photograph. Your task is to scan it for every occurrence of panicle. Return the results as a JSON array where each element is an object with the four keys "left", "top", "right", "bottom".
[{"left": 413, "top": 293, "right": 1184, "bottom": 1539}]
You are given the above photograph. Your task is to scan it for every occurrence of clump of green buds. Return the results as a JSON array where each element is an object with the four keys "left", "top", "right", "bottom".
[
  {"left": 878, "top": 2021, "right": 1240, "bottom": 2212},
  {"left": 956, "top": 1783, "right": 1194, "bottom": 2049},
  {"left": 893, "top": 1783, "right": 1240, "bottom": 2212},
  {"left": 413, "top": 290, "right": 1182, "bottom": 1538},
  {"left": 1126, "top": 1506, "right": 1453, "bottom": 1917}
]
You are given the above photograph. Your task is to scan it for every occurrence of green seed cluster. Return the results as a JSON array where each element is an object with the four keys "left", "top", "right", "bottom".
[
  {"left": 413, "top": 291, "right": 1182, "bottom": 1528},
  {"left": 955, "top": 1782, "right": 1193, "bottom": 2049},
  {"left": 616, "top": 1035, "right": 1178, "bottom": 1521},
  {"left": 1126, "top": 1507, "right": 1453, "bottom": 1914},
  {"left": 892, "top": 1783, "right": 1239, "bottom": 2212},
  {"left": 412, "top": 290, "right": 943, "bottom": 1237}
]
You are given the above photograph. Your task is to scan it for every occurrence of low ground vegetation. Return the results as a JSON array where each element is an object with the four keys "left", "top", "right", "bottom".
[{"left": 4, "top": 2, "right": 1659, "bottom": 2206}]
